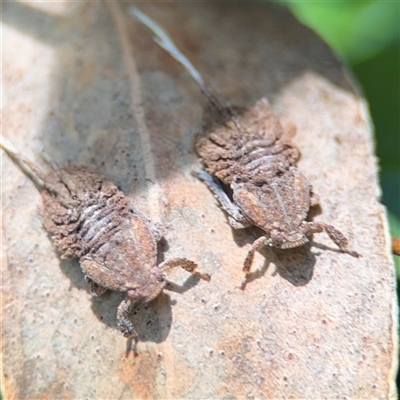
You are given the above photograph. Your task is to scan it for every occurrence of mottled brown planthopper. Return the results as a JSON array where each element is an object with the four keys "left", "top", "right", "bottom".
[
  {"left": 130, "top": 8, "right": 360, "bottom": 288},
  {"left": 1, "top": 136, "right": 210, "bottom": 338}
]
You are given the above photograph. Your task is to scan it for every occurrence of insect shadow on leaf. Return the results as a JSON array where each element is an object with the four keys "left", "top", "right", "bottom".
[{"left": 130, "top": 7, "right": 361, "bottom": 290}]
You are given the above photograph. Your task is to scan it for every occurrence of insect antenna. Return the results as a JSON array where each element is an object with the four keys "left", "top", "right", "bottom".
[
  {"left": 129, "top": 7, "right": 242, "bottom": 130},
  {"left": 1, "top": 134, "right": 46, "bottom": 189},
  {"left": 1, "top": 134, "right": 70, "bottom": 202}
]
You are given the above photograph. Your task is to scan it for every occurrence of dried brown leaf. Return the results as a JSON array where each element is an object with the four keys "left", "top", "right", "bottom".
[{"left": 2, "top": 2, "right": 397, "bottom": 399}]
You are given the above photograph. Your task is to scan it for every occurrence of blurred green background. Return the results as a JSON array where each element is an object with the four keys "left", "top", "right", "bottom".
[{"left": 276, "top": 0, "right": 400, "bottom": 271}]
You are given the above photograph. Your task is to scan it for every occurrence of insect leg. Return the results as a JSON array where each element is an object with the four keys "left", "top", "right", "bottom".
[
  {"left": 151, "top": 223, "right": 165, "bottom": 242},
  {"left": 303, "top": 221, "right": 360, "bottom": 257},
  {"left": 85, "top": 276, "right": 108, "bottom": 297},
  {"left": 195, "top": 171, "right": 252, "bottom": 229},
  {"left": 160, "top": 258, "right": 211, "bottom": 281},
  {"left": 117, "top": 298, "right": 138, "bottom": 338},
  {"left": 309, "top": 188, "right": 320, "bottom": 207},
  {"left": 241, "top": 236, "right": 270, "bottom": 289}
]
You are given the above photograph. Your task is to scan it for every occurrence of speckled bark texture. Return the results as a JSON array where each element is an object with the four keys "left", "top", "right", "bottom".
[{"left": 2, "top": 1, "right": 397, "bottom": 399}]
